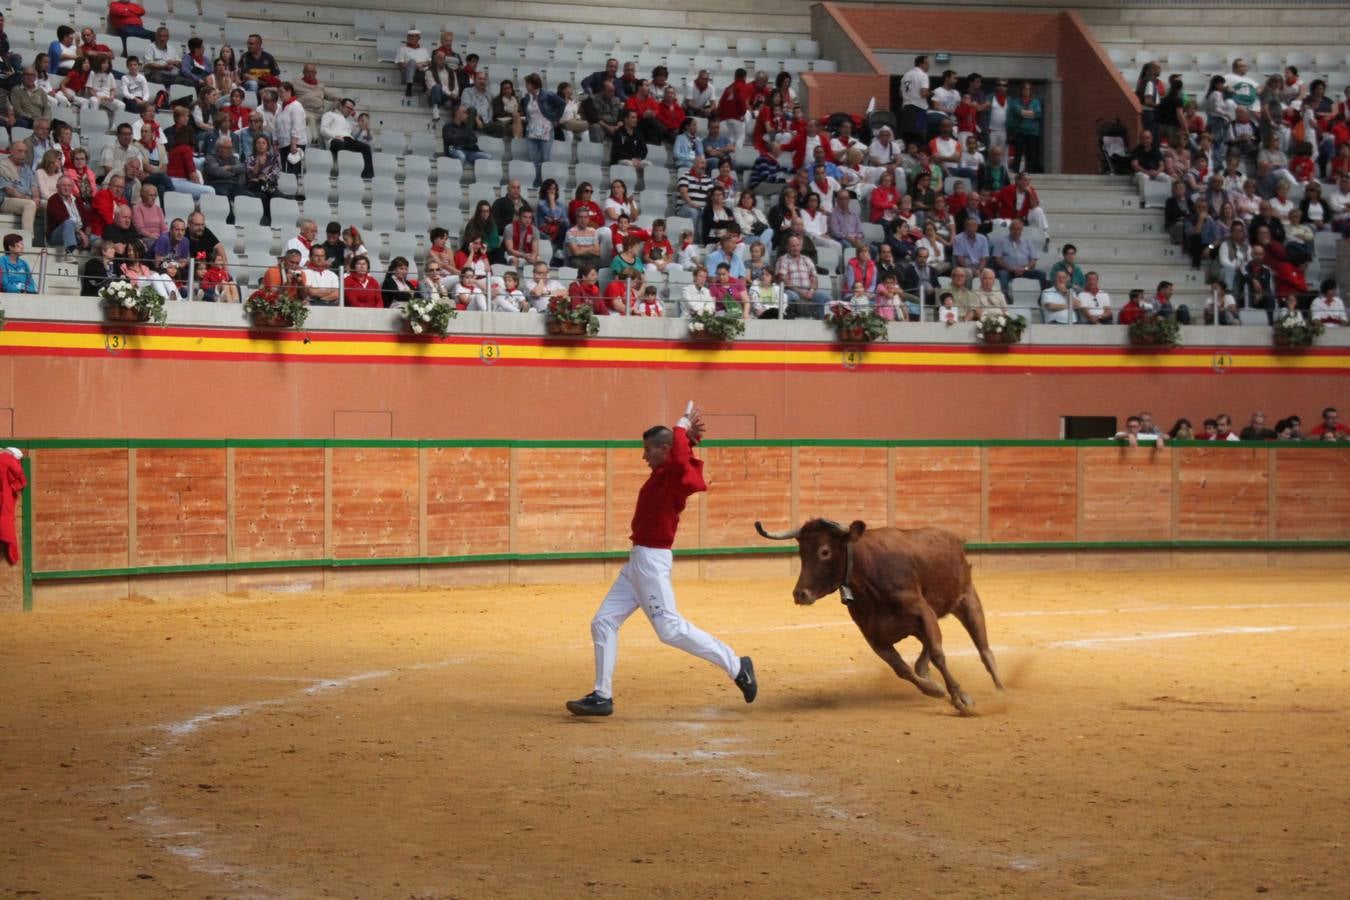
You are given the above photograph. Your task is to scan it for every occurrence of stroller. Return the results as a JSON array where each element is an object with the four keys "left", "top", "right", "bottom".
[{"left": 1097, "top": 118, "right": 1133, "bottom": 175}]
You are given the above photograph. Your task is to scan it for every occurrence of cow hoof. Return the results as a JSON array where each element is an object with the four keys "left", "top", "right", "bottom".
[
  {"left": 951, "top": 692, "right": 976, "bottom": 715},
  {"left": 917, "top": 679, "right": 946, "bottom": 698}
]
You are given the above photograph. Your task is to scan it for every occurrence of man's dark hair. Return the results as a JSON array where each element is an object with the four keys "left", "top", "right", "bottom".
[
  {"left": 642, "top": 425, "right": 673, "bottom": 445},
  {"left": 1216, "top": 414, "right": 1231, "bottom": 426},
  {"left": 914, "top": 55, "right": 928, "bottom": 67},
  {"left": 734, "top": 68, "right": 747, "bottom": 80},
  {"left": 429, "top": 227, "right": 448, "bottom": 242},
  {"left": 1320, "top": 278, "right": 1337, "bottom": 294},
  {"left": 1129, "top": 288, "right": 1144, "bottom": 301},
  {"left": 652, "top": 65, "right": 668, "bottom": 79},
  {"left": 1126, "top": 415, "right": 1141, "bottom": 425},
  {"left": 1061, "top": 243, "right": 1076, "bottom": 255},
  {"left": 1157, "top": 280, "right": 1172, "bottom": 291},
  {"left": 465, "top": 53, "right": 479, "bottom": 64},
  {"left": 1204, "top": 417, "right": 1218, "bottom": 428},
  {"left": 127, "top": 55, "right": 140, "bottom": 64},
  {"left": 1323, "top": 407, "right": 1337, "bottom": 418},
  {"left": 117, "top": 123, "right": 132, "bottom": 134}
]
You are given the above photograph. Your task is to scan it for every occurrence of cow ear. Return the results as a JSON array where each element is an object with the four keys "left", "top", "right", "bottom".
[{"left": 848, "top": 520, "right": 866, "bottom": 541}]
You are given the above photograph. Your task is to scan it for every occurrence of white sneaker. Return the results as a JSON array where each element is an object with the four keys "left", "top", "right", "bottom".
[{"left": 432, "top": 106, "right": 441, "bottom": 122}]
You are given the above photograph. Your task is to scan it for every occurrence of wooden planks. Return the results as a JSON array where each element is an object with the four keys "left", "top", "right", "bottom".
[
  {"left": 233, "top": 448, "right": 325, "bottom": 563},
  {"left": 986, "top": 447, "right": 1077, "bottom": 542},
  {"left": 796, "top": 447, "right": 888, "bottom": 528},
  {"left": 1080, "top": 447, "right": 1173, "bottom": 542},
  {"left": 33, "top": 449, "right": 131, "bottom": 572},
  {"left": 703, "top": 446, "right": 792, "bottom": 548},
  {"left": 135, "top": 449, "right": 228, "bottom": 566},
  {"left": 515, "top": 448, "right": 607, "bottom": 555},
  {"left": 424, "top": 447, "right": 511, "bottom": 557},
  {"left": 1177, "top": 447, "right": 1268, "bottom": 540},
  {"left": 893, "top": 447, "right": 981, "bottom": 539},
  {"left": 330, "top": 448, "right": 419, "bottom": 559},
  {"left": 1273, "top": 449, "right": 1350, "bottom": 540}
]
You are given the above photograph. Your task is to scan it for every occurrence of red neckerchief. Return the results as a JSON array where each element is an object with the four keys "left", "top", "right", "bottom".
[
  {"left": 297, "top": 234, "right": 312, "bottom": 249},
  {"left": 302, "top": 75, "right": 318, "bottom": 85}
]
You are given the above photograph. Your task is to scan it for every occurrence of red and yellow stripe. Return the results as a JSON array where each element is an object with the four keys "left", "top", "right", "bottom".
[{"left": 2, "top": 321, "right": 1347, "bottom": 374}]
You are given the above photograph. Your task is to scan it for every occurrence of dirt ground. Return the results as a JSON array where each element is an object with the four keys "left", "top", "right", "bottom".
[{"left": 1, "top": 567, "right": 1348, "bottom": 898}]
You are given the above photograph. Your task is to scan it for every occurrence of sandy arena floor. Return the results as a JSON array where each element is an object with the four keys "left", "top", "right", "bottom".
[{"left": 1, "top": 568, "right": 1348, "bottom": 898}]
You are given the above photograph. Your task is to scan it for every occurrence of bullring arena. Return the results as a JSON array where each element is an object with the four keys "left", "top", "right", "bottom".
[{"left": 4, "top": 0, "right": 1350, "bottom": 895}]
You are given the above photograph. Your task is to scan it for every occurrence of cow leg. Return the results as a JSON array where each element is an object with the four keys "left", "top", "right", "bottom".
[
  {"left": 908, "top": 593, "right": 974, "bottom": 715},
  {"left": 914, "top": 646, "right": 930, "bottom": 679},
  {"left": 865, "top": 638, "right": 946, "bottom": 699},
  {"left": 954, "top": 590, "right": 1004, "bottom": 690}
]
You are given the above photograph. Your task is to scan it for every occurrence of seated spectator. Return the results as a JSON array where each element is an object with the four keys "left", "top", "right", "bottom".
[
  {"left": 828, "top": 189, "right": 864, "bottom": 250},
  {"left": 146, "top": 255, "right": 185, "bottom": 302},
  {"left": 1310, "top": 278, "right": 1347, "bottom": 326},
  {"left": 343, "top": 255, "right": 383, "bottom": 308},
  {"left": 301, "top": 246, "right": 339, "bottom": 306},
  {"left": 1115, "top": 415, "right": 1166, "bottom": 448},
  {"left": 990, "top": 220, "right": 1046, "bottom": 300},
  {"left": 555, "top": 82, "right": 588, "bottom": 140},
  {"left": 703, "top": 228, "right": 746, "bottom": 280},
  {"left": 1273, "top": 294, "right": 1304, "bottom": 326},
  {"left": 875, "top": 275, "right": 909, "bottom": 321},
  {"left": 1131, "top": 130, "right": 1168, "bottom": 193},
  {"left": 197, "top": 244, "right": 239, "bottom": 303},
  {"left": 395, "top": 29, "right": 429, "bottom": 96},
  {"left": 583, "top": 78, "right": 625, "bottom": 144},
  {"left": 453, "top": 267, "right": 487, "bottom": 310},
  {"left": 491, "top": 79, "right": 523, "bottom": 140},
  {"left": 504, "top": 209, "right": 541, "bottom": 268},
  {"left": 525, "top": 262, "right": 566, "bottom": 313},
  {"left": 1202, "top": 276, "right": 1240, "bottom": 324},
  {"left": 701, "top": 187, "right": 736, "bottom": 246},
  {"left": 1206, "top": 415, "right": 1239, "bottom": 442},
  {"left": 748, "top": 269, "right": 787, "bottom": 319},
  {"left": 566, "top": 207, "right": 601, "bottom": 268},
  {"left": 1308, "top": 407, "right": 1349, "bottom": 441},
  {"left": 1183, "top": 197, "right": 1221, "bottom": 269},
  {"left": 1, "top": 233, "right": 36, "bottom": 293},
  {"left": 775, "top": 235, "right": 830, "bottom": 317},
  {"left": 453, "top": 236, "right": 492, "bottom": 280},
  {"left": 995, "top": 172, "right": 1050, "bottom": 237},
  {"left": 569, "top": 183, "right": 602, "bottom": 226},
  {"left": 1039, "top": 269, "right": 1074, "bottom": 324},
  {"left": 180, "top": 36, "right": 212, "bottom": 87},
  {"left": 680, "top": 265, "right": 716, "bottom": 315},
  {"left": 381, "top": 256, "right": 417, "bottom": 306},
  {"left": 675, "top": 157, "right": 715, "bottom": 220},
  {"left": 494, "top": 270, "right": 529, "bottom": 313},
  {"left": 441, "top": 104, "right": 491, "bottom": 164},
  {"left": 165, "top": 127, "right": 215, "bottom": 199},
  {"left": 642, "top": 219, "right": 679, "bottom": 276},
  {"left": 202, "top": 137, "right": 245, "bottom": 199},
  {"left": 78, "top": 239, "right": 118, "bottom": 296},
  {"left": 100, "top": 202, "right": 139, "bottom": 256},
  {"left": 968, "top": 267, "right": 1008, "bottom": 318},
  {"left": 1074, "top": 271, "right": 1112, "bottom": 324},
  {"left": 1116, "top": 288, "right": 1150, "bottom": 326},
  {"left": 320, "top": 98, "right": 374, "bottom": 180},
  {"left": 46, "top": 176, "right": 93, "bottom": 253},
  {"left": 952, "top": 215, "right": 990, "bottom": 274},
  {"left": 685, "top": 70, "right": 715, "bottom": 118},
  {"left": 610, "top": 110, "right": 648, "bottom": 169},
  {"left": 1239, "top": 411, "right": 1276, "bottom": 441},
  {"left": 1046, "top": 243, "right": 1085, "bottom": 292},
  {"left": 568, "top": 263, "right": 602, "bottom": 313}
]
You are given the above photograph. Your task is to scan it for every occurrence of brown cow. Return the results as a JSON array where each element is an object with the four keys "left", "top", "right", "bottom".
[{"left": 756, "top": 518, "right": 1002, "bottom": 715}]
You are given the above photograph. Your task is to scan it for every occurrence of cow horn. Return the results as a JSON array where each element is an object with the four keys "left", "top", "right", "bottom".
[{"left": 755, "top": 521, "right": 801, "bottom": 540}]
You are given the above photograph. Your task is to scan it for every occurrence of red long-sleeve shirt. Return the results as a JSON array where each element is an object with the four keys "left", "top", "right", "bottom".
[{"left": 629, "top": 426, "right": 706, "bottom": 549}]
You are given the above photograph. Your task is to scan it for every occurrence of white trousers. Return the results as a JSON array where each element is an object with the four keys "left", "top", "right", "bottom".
[{"left": 589, "top": 545, "right": 740, "bottom": 698}]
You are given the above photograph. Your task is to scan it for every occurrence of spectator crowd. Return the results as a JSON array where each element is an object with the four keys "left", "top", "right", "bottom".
[{"left": 1116, "top": 406, "right": 1350, "bottom": 444}]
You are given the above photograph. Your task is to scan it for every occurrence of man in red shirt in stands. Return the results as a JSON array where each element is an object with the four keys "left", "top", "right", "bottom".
[
  {"left": 567, "top": 405, "right": 757, "bottom": 716},
  {"left": 108, "top": 2, "right": 155, "bottom": 57},
  {"left": 1308, "top": 407, "right": 1349, "bottom": 441},
  {"left": 715, "top": 68, "right": 756, "bottom": 149}
]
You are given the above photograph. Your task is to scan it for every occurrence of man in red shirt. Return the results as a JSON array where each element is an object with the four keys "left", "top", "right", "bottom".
[
  {"left": 1308, "top": 407, "right": 1349, "bottom": 441},
  {"left": 715, "top": 68, "right": 756, "bottom": 149},
  {"left": 567, "top": 406, "right": 757, "bottom": 716},
  {"left": 623, "top": 79, "right": 663, "bottom": 145}
]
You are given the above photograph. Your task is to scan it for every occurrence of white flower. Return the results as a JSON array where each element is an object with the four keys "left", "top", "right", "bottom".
[
  {"left": 123, "top": 298, "right": 135, "bottom": 308},
  {"left": 411, "top": 323, "right": 423, "bottom": 334},
  {"left": 690, "top": 321, "right": 704, "bottom": 332},
  {"left": 421, "top": 313, "right": 431, "bottom": 323}
]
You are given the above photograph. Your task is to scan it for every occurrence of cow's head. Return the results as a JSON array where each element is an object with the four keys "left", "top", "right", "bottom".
[{"left": 755, "top": 518, "right": 866, "bottom": 605}]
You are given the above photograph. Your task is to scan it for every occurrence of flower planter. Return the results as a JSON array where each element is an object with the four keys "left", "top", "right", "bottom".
[
  {"left": 104, "top": 304, "right": 149, "bottom": 324},
  {"left": 838, "top": 326, "right": 868, "bottom": 343},
  {"left": 546, "top": 319, "right": 587, "bottom": 336},
  {"left": 250, "top": 312, "right": 293, "bottom": 329},
  {"left": 979, "top": 331, "right": 1019, "bottom": 345}
]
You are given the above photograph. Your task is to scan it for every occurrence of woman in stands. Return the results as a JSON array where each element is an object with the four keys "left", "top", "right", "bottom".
[
  {"left": 1257, "top": 133, "right": 1295, "bottom": 196},
  {"left": 1135, "top": 62, "right": 1162, "bottom": 137},
  {"left": 908, "top": 170, "right": 936, "bottom": 216},
  {"left": 1154, "top": 76, "right": 1186, "bottom": 149},
  {"left": 165, "top": 126, "right": 216, "bottom": 199},
  {"left": 767, "top": 186, "right": 803, "bottom": 251},
  {"left": 799, "top": 190, "right": 835, "bottom": 253},
  {"left": 89, "top": 57, "right": 125, "bottom": 117},
  {"left": 1300, "top": 181, "right": 1331, "bottom": 230},
  {"left": 342, "top": 255, "right": 382, "bottom": 308},
  {"left": 1008, "top": 81, "right": 1043, "bottom": 173},
  {"left": 1203, "top": 75, "right": 1234, "bottom": 161},
  {"left": 1218, "top": 220, "right": 1251, "bottom": 294},
  {"left": 63, "top": 148, "right": 98, "bottom": 202},
  {"left": 700, "top": 187, "right": 734, "bottom": 246},
  {"left": 569, "top": 183, "right": 602, "bottom": 226},
  {"left": 733, "top": 191, "right": 772, "bottom": 250},
  {"left": 244, "top": 135, "right": 280, "bottom": 226},
  {"left": 192, "top": 87, "right": 221, "bottom": 150},
  {"left": 461, "top": 200, "right": 501, "bottom": 259},
  {"left": 917, "top": 222, "right": 951, "bottom": 275},
  {"left": 35, "top": 150, "right": 66, "bottom": 204},
  {"left": 536, "top": 179, "right": 569, "bottom": 256},
  {"left": 216, "top": 45, "right": 238, "bottom": 81},
  {"left": 146, "top": 256, "right": 185, "bottom": 302},
  {"left": 81, "top": 240, "right": 119, "bottom": 296},
  {"left": 868, "top": 169, "right": 900, "bottom": 226},
  {"left": 118, "top": 241, "right": 152, "bottom": 284},
  {"left": 713, "top": 159, "right": 738, "bottom": 204},
  {"left": 381, "top": 256, "right": 417, "bottom": 306},
  {"left": 492, "top": 79, "right": 523, "bottom": 140},
  {"left": 603, "top": 180, "right": 639, "bottom": 228},
  {"left": 1234, "top": 178, "right": 1261, "bottom": 223},
  {"left": 556, "top": 82, "right": 588, "bottom": 140},
  {"left": 208, "top": 59, "right": 239, "bottom": 105}
]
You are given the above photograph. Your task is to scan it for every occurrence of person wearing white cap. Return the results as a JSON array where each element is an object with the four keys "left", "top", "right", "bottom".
[{"left": 395, "top": 29, "right": 430, "bottom": 97}]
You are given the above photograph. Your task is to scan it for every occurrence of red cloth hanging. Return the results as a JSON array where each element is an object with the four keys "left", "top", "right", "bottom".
[{"left": 0, "top": 452, "right": 26, "bottom": 565}]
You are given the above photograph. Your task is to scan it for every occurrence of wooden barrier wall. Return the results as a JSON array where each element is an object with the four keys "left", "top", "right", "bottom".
[{"left": 5, "top": 440, "right": 1350, "bottom": 609}]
